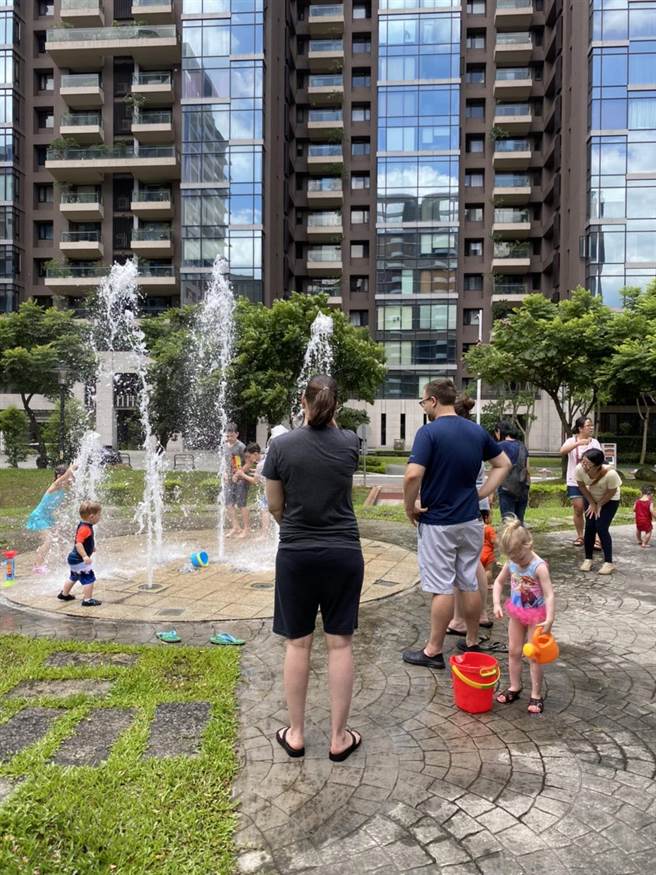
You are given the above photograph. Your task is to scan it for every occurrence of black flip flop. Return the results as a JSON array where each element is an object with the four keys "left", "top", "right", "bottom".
[
  {"left": 329, "top": 729, "right": 362, "bottom": 763},
  {"left": 479, "top": 620, "right": 494, "bottom": 629},
  {"left": 276, "top": 727, "right": 304, "bottom": 758},
  {"left": 446, "top": 627, "right": 466, "bottom": 636}
]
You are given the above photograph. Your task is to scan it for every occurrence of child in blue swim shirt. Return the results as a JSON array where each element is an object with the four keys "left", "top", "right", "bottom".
[{"left": 26, "top": 464, "right": 75, "bottom": 574}]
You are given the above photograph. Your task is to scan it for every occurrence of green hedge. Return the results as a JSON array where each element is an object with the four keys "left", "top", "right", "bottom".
[
  {"left": 102, "top": 482, "right": 130, "bottom": 505},
  {"left": 164, "top": 478, "right": 182, "bottom": 502},
  {"left": 528, "top": 482, "right": 640, "bottom": 507},
  {"left": 200, "top": 477, "right": 220, "bottom": 502}
]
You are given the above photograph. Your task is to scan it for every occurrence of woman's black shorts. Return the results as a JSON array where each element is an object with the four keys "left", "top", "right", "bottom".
[{"left": 273, "top": 544, "right": 364, "bottom": 639}]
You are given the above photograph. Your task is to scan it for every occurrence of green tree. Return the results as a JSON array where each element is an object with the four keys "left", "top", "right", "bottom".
[
  {"left": 0, "top": 301, "right": 96, "bottom": 461},
  {"left": 465, "top": 288, "right": 616, "bottom": 440},
  {"left": 42, "top": 397, "right": 89, "bottom": 463},
  {"left": 0, "top": 406, "right": 30, "bottom": 467},
  {"left": 336, "top": 407, "right": 370, "bottom": 433}
]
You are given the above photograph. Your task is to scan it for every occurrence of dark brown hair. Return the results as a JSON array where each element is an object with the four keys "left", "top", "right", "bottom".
[
  {"left": 454, "top": 395, "right": 476, "bottom": 419},
  {"left": 582, "top": 447, "right": 605, "bottom": 468},
  {"left": 54, "top": 464, "right": 68, "bottom": 479},
  {"left": 424, "top": 378, "right": 457, "bottom": 406},
  {"left": 79, "top": 500, "right": 101, "bottom": 519},
  {"left": 304, "top": 374, "right": 338, "bottom": 428}
]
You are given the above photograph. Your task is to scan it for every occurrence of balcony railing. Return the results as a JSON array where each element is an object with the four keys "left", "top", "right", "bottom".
[
  {"left": 495, "top": 103, "right": 531, "bottom": 116},
  {"left": 61, "top": 73, "right": 101, "bottom": 88},
  {"left": 495, "top": 68, "right": 531, "bottom": 81},
  {"left": 497, "top": 0, "right": 533, "bottom": 8},
  {"left": 308, "top": 74, "right": 343, "bottom": 88},
  {"left": 308, "top": 212, "right": 342, "bottom": 227},
  {"left": 132, "top": 228, "right": 171, "bottom": 240},
  {"left": 309, "top": 39, "right": 343, "bottom": 51},
  {"left": 135, "top": 110, "right": 172, "bottom": 124},
  {"left": 132, "top": 189, "right": 171, "bottom": 202},
  {"left": 133, "top": 0, "right": 169, "bottom": 5},
  {"left": 495, "top": 138, "right": 531, "bottom": 151},
  {"left": 139, "top": 265, "right": 174, "bottom": 276},
  {"left": 47, "top": 145, "right": 176, "bottom": 160},
  {"left": 494, "top": 208, "right": 530, "bottom": 222},
  {"left": 494, "top": 243, "right": 531, "bottom": 258},
  {"left": 133, "top": 71, "right": 171, "bottom": 85},
  {"left": 61, "top": 0, "right": 100, "bottom": 7},
  {"left": 494, "top": 282, "right": 530, "bottom": 294},
  {"left": 309, "top": 4, "right": 343, "bottom": 16},
  {"left": 47, "top": 24, "right": 176, "bottom": 42},
  {"left": 307, "top": 247, "right": 341, "bottom": 261},
  {"left": 46, "top": 264, "right": 106, "bottom": 278},
  {"left": 61, "top": 191, "right": 101, "bottom": 203},
  {"left": 308, "top": 109, "right": 342, "bottom": 121},
  {"left": 308, "top": 178, "right": 342, "bottom": 192},
  {"left": 61, "top": 112, "right": 101, "bottom": 126},
  {"left": 61, "top": 231, "right": 101, "bottom": 242},
  {"left": 308, "top": 144, "right": 342, "bottom": 157},
  {"left": 496, "top": 31, "right": 532, "bottom": 44},
  {"left": 495, "top": 173, "right": 531, "bottom": 186}
]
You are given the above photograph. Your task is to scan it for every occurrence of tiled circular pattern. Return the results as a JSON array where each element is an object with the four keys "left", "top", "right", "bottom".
[{"left": 4, "top": 532, "right": 418, "bottom": 623}]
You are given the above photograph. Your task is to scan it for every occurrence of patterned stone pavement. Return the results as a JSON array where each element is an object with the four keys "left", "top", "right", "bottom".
[{"left": 1, "top": 523, "right": 655, "bottom": 873}]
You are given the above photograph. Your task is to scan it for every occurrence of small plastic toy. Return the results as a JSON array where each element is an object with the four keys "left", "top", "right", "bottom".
[
  {"left": 2, "top": 549, "right": 17, "bottom": 585},
  {"left": 190, "top": 551, "right": 209, "bottom": 568},
  {"left": 523, "top": 626, "right": 559, "bottom": 664}
]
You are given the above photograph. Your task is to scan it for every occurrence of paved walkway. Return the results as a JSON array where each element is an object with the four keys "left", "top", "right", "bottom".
[{"left": 1, "top": 524, "right": 655, "bottom": 873}]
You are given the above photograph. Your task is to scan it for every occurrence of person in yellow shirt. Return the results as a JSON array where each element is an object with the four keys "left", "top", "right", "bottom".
[{"left": 575, "top": 448, "right": 622, "bottom": 575}]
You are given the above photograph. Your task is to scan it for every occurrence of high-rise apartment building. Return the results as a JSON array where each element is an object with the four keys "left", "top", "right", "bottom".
[{"left": 5, "top": 0, "right": 654, "bottom": 449}]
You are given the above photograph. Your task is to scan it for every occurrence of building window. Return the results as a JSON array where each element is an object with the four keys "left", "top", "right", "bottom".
[
  {"left": 35, "top": 145, "right": 47, "bottom": 166},
  {"left": 36, "top": 221, "right": 53, "bottom": 241},
  {"left": 351, "top": 172, "right": 370, "bottom": 190},
  {"left": 38, "top": 0, "right": 54, "bottom": 15},
  {"left": 351, "top": 241, "right": 369, "bottom": 259},
  {"left": 465, "top": 239, "right": 483, "bottom": 256},
  {"left": 351, "top": 275, "right": 369, "bottom": 293},
  {"left": 466, "top": 100, "right": 485, "bottom": 119},
  {"left": 465, "top": 64, "right": 486, "bottom": 85},
  {"left": 35, "top": 258, "right": 49, "bottom": 278},
  {"left": 464, "top": 275, "right": 484, "bottom": 291},
  {"left": 465, "top": 171, "right": 484, "bottom": 187},
  {"left": 464, "top": 308, "right": 482, "bottom": 325},
  {"left": 467, "top": 1, "right": 485, "bottom": 13},
  {"left": 353, "top": 35, "right": 371, "bottom": 53},
  {"left": 352, "top": 104, "right": 371, "bottom": 122},
  {"left": 350, "top": 310, "right": 368, "bottom": 327},
  {"left": 351, "top": 207, "right": 369, "bottom": 224},
  {"left": 352, "top": 138, "right": 370, "bottom": 156},
  {"left": 466, "top": 135, "right": 485, "bottom": 153},
  {"left": 352, "top": 70, "right": 371, "bottom": 88},
  {"left": 36, "top": 31, "right": 46, "bottom": 53},
  {"left": 36, "top": 108, "right": 54, "bottom": 129},
  {"left": 466, "top": 30, "right": 485, "bottom": 49},
  {"left": 36, "top": 183, "right": 53, "bottom": 203},
  {"left": 465, "top": 205, "right": 484, "bottom": 222},
  {"left": 353, "top": 3, "right": 370, "bottom": 20},
  {"left": 37, "top": 70, "right": 53, "bottom": 92}
]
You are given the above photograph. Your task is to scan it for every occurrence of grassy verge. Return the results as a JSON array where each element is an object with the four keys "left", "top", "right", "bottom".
[{"left": 0, "top": 636, "right": 239, "bottom": 875}]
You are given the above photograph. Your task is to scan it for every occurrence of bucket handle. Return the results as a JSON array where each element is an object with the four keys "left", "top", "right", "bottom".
[{"left": 451, "top": 663, "right": 500, "bottom": 690}]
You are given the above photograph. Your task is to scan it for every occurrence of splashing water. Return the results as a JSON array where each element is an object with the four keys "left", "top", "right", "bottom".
[
  {"left": 292, "top": 313, "right": 334, "bottom": 425},
  {"left": 186, "top": 256, "right": 236, "bottom": 559},
  {"left": 72, "top": 431, "right": 105, "bottom": 503}
]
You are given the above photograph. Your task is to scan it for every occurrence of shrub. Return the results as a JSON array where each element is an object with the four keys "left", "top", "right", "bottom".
[
  {"left": 103, "top": 481, "right": 130, "bottom": 505},
  {"left": 200, "top": 477, "right": 220, "bottom": 502},
  {"left": 527, "top": 482, "right": 640, "bottom": 508},
  {"left": 164, "top": 478, "right": 182, "bottom": 502},
  {"left": 0, "top": 406, "right": 30, "bottom": 467}
]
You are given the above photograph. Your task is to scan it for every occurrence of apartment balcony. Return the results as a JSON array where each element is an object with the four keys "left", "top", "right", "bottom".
[
  {"left": 131, "top": 72, "right": 173, "bottom": 105},
  {"left": 60, "top": 74, "right": 103, "bottom": 109},
  {"left": 492, "top": 209, "right": 531, "bottom": 238},
  {"left": 59, "top": 230, "right": 103, "bottom": 259},
  {"left": 45, "top": 264, "right": 106, "bottom": 291},
  {"left": 306, "top": 215, "right": 343, "bottom": 241},
  {"left": 308, "top": 4, "right": 344, "bottom": 35},
  {"left": 131, "top": 0, "right": 174, "bottom": 23},
  {"left": 492, "top": 283, "right": 531, "bottom": 303},
  {"left": 493, "top": 105, "right": 532, "bottom": 133},
  {"left": 136, "top": 265, "right": 176, "bottom": 289},
  {"left": 495, "top": 0, "right": 534, "bottom": 28},
  {"left": 493, "top": 176, "right": 532, "bottom": 204},
  {"left": 491, "top": 256, "right": 532, "bottom": 273},
  {"left": 46, "top": 25, "right": 179, "bottom": 69},
  {"left": 308, "top": 39, "right": 344, "bottom": 71},
  {"left": 307, "top": 74, "right": 344, "bottom": 105},
  {"left": 131, "top": 110, "right": 173, "bottom": 143},
  {"left": 493, "top": 139, "right": 532, "bottom": 168},
  {"left": 494, "top": 70, "right": 533, "bottom": 99},
  {"left": 494, "top": 33, "right": 533, "bottom": 63},
  {"left": 60, "top": 112, "right": 103, "bottom": 145},
  {"left": 60, "top": 191, "right": 103, "bottom": 221},
  {"left": 307, "top": 144, "right": 343, "bottom": 172},
  {"left": 130, "top": 189, "right": 173, "bottom": 218},
  {"left": 46, "top": 145, "right": 179, "bottom": 183},
  {"left": 130, "top": 228, "right": 173, "bottom": 257},
  {"left": 307, "top": 109, "right": 343, "bottom": 139},
  {"left": 60, "top": 0, "right": 103, "bottom": 27},
  {"left": 306, "top": 247, "right": 342, "bottom": 275},
  {"left": 306, "top": 180, "right": 343, "bottom": 207}
]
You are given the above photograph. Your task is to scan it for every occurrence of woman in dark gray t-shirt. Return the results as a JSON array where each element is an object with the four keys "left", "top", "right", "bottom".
[{"left": 264, "top": 374, "right": 364, "bottom": 763}]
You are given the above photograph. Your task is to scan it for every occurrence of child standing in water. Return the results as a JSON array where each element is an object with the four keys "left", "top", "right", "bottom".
[
  {"left": 492, "top": 516, "right": 555, "bottom": 715},
  {"left": 634, "top": 485, "right": 655, "bottom": 548},
  {"left": 26, "top": 464, "right": 75, "bottom": 574},
  {"left": 58, "top": 500, "right": 102, "bottom": 606}
]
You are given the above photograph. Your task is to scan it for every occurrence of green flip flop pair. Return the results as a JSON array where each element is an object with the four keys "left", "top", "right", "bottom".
[
  {"left": 156, "top": 630, "right": 181, "bottom": 644},
  {"left": 156, "top": 630, "right": 245, "bottom": 646}
]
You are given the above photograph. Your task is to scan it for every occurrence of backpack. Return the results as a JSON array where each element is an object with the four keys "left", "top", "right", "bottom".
[{"left": 502, "top": 442, "right": 529, "bottom": 498}]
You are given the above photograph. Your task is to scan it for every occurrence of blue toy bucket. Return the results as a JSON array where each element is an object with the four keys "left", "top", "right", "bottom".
[{"left": 191, "top": 551, "right": 209, "bottom": 568}]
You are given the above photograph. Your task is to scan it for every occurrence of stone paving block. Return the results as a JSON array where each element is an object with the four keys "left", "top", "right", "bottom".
[
  {"left": 51, "top": 707, "right": 135, "bottom": 767},
  {"left": 144, "top": 702, "right": 211, "bottom": 759},
  {"left": 6, "top": 679, "right": 114, "bottom": 700},
  {"left": 0, "top": 777, "right": 22, "bottom": 806},
  {"left": 444, "top": 810, "right": 484, "bottom": 840},
  {"left": 0, "top": 708, "right": 60, "bottom": 761},
  {"left": 425, "top": 837, "right": 472, "bottom": 867},
  {"left": 45, "top": 651, "right": 138, "bottom": 668},
  {"left": 461, "top": 828, "right": 503, "bottom": 859}
]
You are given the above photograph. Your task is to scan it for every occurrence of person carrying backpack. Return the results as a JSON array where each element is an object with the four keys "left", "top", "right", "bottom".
[{"left": 494, "top": 421, "right": 530, "bottom": 523}]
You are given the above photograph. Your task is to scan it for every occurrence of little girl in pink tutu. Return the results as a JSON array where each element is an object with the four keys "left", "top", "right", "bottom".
[{"left": 492, "top": 516, "right": 556, "bottom": 715}]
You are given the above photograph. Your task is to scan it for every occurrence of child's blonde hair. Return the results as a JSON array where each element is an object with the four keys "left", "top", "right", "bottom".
[
  {"left": 79, "top": 500, "right": 102, "bottom": 520},
  {"left": 500, "top": 515, "right": 532, "bottom": 556}
]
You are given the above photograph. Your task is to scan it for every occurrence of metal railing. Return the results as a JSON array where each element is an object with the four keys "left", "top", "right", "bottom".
[
  {"left": 495, "top": 67, "right": 531, "bottom": 80},
  {"left": 497, "top": 0, "right": 533, "bottom": 8},
  {"left": 494, "top": 208, "right": 530, "bottom": 222},
  {"left": 133, "top": 0, "right": 171, "bottom": 5},
  {"left": 308, "top": 144, "right": 342, "bottom": 157},
  {"left": 132, "top": 228, "right": 171, "bottom": 240},
  {"left": 309, "top": 4, "right": 343, "bottom": 17},
  {"left": 131, "top": 189, "right": 171, "bottom": 202},
  {"left": 308, "top": 74, "right": 343, "bottom": 88},
  {"left": 61, "top": 230, "right": 101, "bottom": 242},
  {"left": 307, "top": 247, "right": 342, "bottom": 261},
  {"left": 134, "top": 110, "right": 172, "bottom": 125},
  {"left": 496, "top": 31, "right": 532, "bottom": 44},
  {"left": 61, "top": 191, "right": 101, "bottom": 204},
  {"left": 495, "top": 173, "right": 532, "bottom": 186},
  {"left": 495, "top": 103, "right": 531, "bottom": 116},
  {"left": 61, "top": 112, "right": 101, "bottom": 126},
  {"left": 46, "top": 264, "right": 106, "bottom": 278},
  {"left": 139, "top": 265, "right": 175, "bottom": 276},
  {"left": 309, "top": 39, "right": 343, "bottom": 51},
  {"left": 307, "top": 178, "right": 342, "bottom": 192},
  {"left": 133, "top": 71, "right": 171, "bottom": 85},
  {"left": 47, "top": 24, "right": 176, "bottom": 42},
  {"left": 61, "top": 73, "right": 100, "bottom": 88},
  {"left": 495, "top": 138, "right": 531, "bottom": 151},
  {"left": 61, "top": 0, "right": 101, "bottom": 9},
  {"left": 307, "top": 212, "right": 342, "bottom": 227},
  {"left": 47, "top": 145, "right": 176, "bottom": 160},
  {"left": 494, "top": 242, "right": 531, "bottom": 258},
  {"left": 493, "top": 282, "right": 530, "bottom": 294},
  {"left": 308, "top": 109, "right": 343, "bottom": 121}
]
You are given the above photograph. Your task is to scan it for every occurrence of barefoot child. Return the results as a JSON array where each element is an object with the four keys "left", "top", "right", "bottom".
[
  {"left": 492, "top": 516, "right": 555, "bottom": 715},
  {"left": 26, "top": 464, "right": 75, "bottom": 574},
  {"left": 233, "top": 442, "right": 262, "bottom": 539},
  {"left": 634, "top": 485, "right": 654, "bottom": 548},
  {"left": 58, "top": 500, "right": 102, "bottom": 607},
  {"left": 223, "top": 423, "right": 247, "bottom": 538}
]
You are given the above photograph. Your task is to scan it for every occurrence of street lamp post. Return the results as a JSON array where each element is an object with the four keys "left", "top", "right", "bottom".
[{"left": 56, "top": 366, "right": 68, "bottom": 463}]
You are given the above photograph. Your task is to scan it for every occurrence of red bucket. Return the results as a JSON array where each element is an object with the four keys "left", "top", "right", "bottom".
[{"left": 449, "top": 652, "right": 500, "bottom": 714}]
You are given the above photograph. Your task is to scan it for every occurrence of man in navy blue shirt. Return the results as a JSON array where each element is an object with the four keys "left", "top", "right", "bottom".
[{"left": 403, "top": 379, "right": 511, "bottom": 669}]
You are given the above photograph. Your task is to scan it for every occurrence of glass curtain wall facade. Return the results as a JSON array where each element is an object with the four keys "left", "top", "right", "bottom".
[
  {"left": 586, "top": 0, "right": 656, "bottom": 307},
  {"left": 0, "top": 6, "right": 21, "bottom": 312},
  {"left": 376, "top": 4, "right": 460, "bottom": 399},
  {"left": 180, "top": 0, "right": 264, "bottom": 304}
]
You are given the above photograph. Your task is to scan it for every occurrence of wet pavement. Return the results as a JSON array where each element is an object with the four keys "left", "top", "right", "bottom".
[{"left": 1, "top": 523, "right": 655, "bottom": 873}]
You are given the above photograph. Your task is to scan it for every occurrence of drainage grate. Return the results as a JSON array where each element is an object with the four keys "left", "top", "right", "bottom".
[
  {"left": 138, "top": 583, "right": 164, "bottom": 592},
  {"left": 250, "top": 582, "right": 274, "bottom": 590},
  {"left": 157, "top": 608, "right": 185, "bottom": 616}
]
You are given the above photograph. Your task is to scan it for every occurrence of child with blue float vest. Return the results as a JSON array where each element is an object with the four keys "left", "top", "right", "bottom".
[{"left": 58, "top": 500, "right": 102, "bottom": 607}]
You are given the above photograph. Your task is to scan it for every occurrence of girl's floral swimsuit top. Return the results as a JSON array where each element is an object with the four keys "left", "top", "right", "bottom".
[{"left": 506, "top": 556, "right": 547, "bottom": 624}]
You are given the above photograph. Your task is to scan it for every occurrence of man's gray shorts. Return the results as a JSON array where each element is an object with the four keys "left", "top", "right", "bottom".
[{"left": 417, "top": 519, "right": 483, "bottom": 595}]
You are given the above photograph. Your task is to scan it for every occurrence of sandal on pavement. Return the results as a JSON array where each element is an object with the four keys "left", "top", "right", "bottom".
[
  {"left": 156, "top": 630, "right": 181, "bottom": 644},
  {"left": 445, "top": 627, "right": 466, "bottom": 636},
  {"left": 572, "top": 538, "right": 584, "bottom": 547},
  {"left": 479, "top": 620, "right": 494, "bottom": 629},
  {"left": 329, "top": 729, "right": 362, "bottom": 763},
  {"left": 276, "top": 727, "right": 304, "bottom": 758},
  {"left": 496, "top": 688, "right": 522, "bottom": 705},
  {"left": 210, "top": 632, "right": 245, "bottom": 646},
  {"left": 528, "top": 697, "right": 544, "bottom": 715}
]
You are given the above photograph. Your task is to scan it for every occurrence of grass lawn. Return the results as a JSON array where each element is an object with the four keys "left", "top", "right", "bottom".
[{"left": 0, "top": 636, "right": 239, "bottom": 874}]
